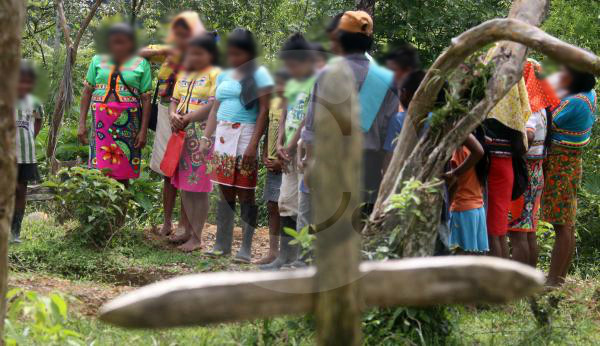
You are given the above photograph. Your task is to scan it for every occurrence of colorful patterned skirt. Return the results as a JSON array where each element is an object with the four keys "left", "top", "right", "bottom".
[
  {"left": 171, "top": 122, "right": 213, "bottom": 193},
  {"left": 90, "top": 101, "right": 141, "bottom": 180},
  {"left": 541, "top": 146, "right": 583, "bottom": 226},
  {"left": 210, "top": 121, "right": 258, "bottom": 189},
  {"left": 508, "top": 159, "right": 544, "bottom": 232}
]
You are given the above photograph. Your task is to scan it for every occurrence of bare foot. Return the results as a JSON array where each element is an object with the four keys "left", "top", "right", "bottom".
[
  {"left": 178, "top": 235, "right": 202, "bottom": 252},
  {"left": 157, "top": 223, "right": 173, "bottom": 237},
  {"left": 254, "top": 253, "right": 278, "bottom": 265},
  {"left": 168, "top": 229, "right": 191, "bottom": 244}
]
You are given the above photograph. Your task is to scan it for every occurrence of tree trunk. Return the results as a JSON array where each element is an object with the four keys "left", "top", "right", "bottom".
[
  {"left": 0, "top": 0, "right": 25, "bottom": 342},
  {"left": 46, "top": 0, "right": 103, "bottom": 173},
  {"left": 310, "top": 61, "right": 363, "bottom": 345}
]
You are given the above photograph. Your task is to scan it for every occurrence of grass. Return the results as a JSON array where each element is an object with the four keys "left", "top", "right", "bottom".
[{"left": 6, "top": 209, "right": 600, "bottom": 345}]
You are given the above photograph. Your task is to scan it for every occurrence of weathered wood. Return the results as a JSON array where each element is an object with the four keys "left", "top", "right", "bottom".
[
  {"left": 310, "top": 59, "right": 363, "bottom": 345},
  {"left": 0, "top": 0, "right": 24, "bottom": 342},
  {"left": 99, "top": 257, "right": 544, "bottom": 328},
  {"left": 373, "top": 0, "right": 550, "bottom": 219},
  {"left": 26, "top": 185, "right": 53, "bottom": 201}
]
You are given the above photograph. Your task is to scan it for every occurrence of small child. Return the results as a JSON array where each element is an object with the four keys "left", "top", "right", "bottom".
[
  {"left": 256, "top": 70, "right": 288, "bottom": 264},
  {"left": 12, "top": 61, "right": 43, "bottom": 243},
  {"left": 445, "top": 134, "right": 487, "bottom": 254}
]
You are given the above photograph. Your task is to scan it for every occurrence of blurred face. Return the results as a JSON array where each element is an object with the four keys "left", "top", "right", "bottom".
[
  {"left": 172, "top": 22, "right": 192, "bottom": 50},
  {"left": 328, "top": 31, "right": 342, "bottom": 56},
  {"left": 184, "top": 45, "right": 212, "bottom": 71},
  {"left": 557, "top": 66, "right": 574, "bottom": 93},
  {"left": 108, "top": 33, "right": 134, "bottom": 62},
  {"left": 274, "top": 77, "right": 286, "bottom": 96},
  {"left": 227, "top": 45, "right": 252, "bottom": 68},
  {"left": 386, "top": 60, "right": 412, "bottom": 85},
  {"left": 283, "top": 58, "right": 313, "bottom": 79},
  {"left": 18, "top": 75, "right": 35, "bottom": 98}
]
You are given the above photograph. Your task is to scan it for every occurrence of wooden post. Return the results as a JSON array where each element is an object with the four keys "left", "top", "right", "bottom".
[
  {"left": 310, "top": 60, "right": 363, "bottom": 345},
  {"left": 0, "top": 0, "right": 24, "bottom": 342}
]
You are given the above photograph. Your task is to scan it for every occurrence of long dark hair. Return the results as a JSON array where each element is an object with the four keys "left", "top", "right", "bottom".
[
  {"left": 566, "top": 66, "right": 596, "bottom": 95},
  {"left": 228, "top": 28, "right": 258, "bottom": 110},
  {"left": 189, "top": 31, "right": 220, "bottom": 66}
]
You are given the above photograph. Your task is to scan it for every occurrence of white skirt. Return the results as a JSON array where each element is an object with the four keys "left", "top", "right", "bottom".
[{"left": 149, "top": 103, "right": 171, "bottom": 175}]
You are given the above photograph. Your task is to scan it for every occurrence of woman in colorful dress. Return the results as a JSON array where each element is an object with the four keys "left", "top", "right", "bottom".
[
  {"left": 542, "top": 66, "right": 596, "bottom": 286},
  {"left": 201, "top": 28, "right": 274, "bottom": 263},
  {"left": 508, "top": 59, "right": 560, "bottom": 267},
  {"left": 78, "top": 23, "right": 152, "bottom": 184},
  {"left": 139, "top": 12, "right": 204, "bottom": 237},
  {"left": 168, "top": 33, "right": 221, "bottom": 252}
]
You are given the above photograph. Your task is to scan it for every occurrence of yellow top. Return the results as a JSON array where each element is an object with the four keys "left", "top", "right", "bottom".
[{"left": 172, "top": 67, "right": 221, "bottom": 114}]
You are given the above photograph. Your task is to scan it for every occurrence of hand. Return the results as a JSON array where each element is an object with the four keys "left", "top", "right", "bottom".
[
  {"left": 277, "top": 144, "right": 290, "bottom": 163},
  {"left": 77, "top": 123, "right": 89, "bottom": 145},
  {"left": 199, "top": 138, "right": 211, "bottom": 161},
  {"left": 265, "top": 159, "right": 283, "bottom": 173},
  {"left": 134, "top": 130, "right": 147, "bottom": 149},
  {"left": 242, "top": 145, "right": 258, "bottom": 168},
  {"left": 169, "top": 112, "right": 185, "bottom": 130}
]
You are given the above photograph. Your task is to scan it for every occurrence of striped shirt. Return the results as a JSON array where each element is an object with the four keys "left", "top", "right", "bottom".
[{"left": 15, "top": 95, "right": 43, "bottom": 164}]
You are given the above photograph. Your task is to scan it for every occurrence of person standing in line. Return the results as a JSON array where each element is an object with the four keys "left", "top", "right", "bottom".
[
  {"left": 255, "top": 70, "right": 288, "bottom": 265},
  {"left": 542, "top": 66, "right": 596, "bottom": 286},
  {"left": 261, "top": 33, "right": 316, "bottom": 270},
  {"left": 139, "top": 12, "right": 204, "bottom": 238},
  {"left": 11, "top": 61, "right": 43, "bottom": 243},
  {"left": 200, "top": 29, "right": 274, "bottom": 263},
  {"left": 508, "top": 59, "right": 560, "bottom": 267},
  {"left": 78, "top": 23, "right": 152, "bottom": 185},
  {"left": 167, "top": 33, "right": 221, "bottom": 252}
]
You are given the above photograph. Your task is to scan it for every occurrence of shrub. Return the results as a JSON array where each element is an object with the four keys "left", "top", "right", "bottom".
[{"left": 45, "top": 167, "right": 132, "bottom": 247}]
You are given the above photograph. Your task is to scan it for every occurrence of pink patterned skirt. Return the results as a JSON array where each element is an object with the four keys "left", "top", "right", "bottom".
[
  {"left": 90, "top": 102, "right": 142, "bottom": 180},
  {"left": 171, "top": 122, "right": 213, "bottom": 193}
]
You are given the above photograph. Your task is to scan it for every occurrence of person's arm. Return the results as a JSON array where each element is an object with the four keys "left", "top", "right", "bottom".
[
  {"left": 78, "top": 85, "right": 93, "bottom": 145},
  {"left": 34, "top": 118, "right": 42, "bottom": 138},
  {"left": 184, "top": 100, "right": 214, "bottom": 124},
  {"left": 444, "top": 134, "right": 484, "bottom": 180},
  {"left": 285, "top": 117, "right": 305, "bottom": 155},
  {"left": 138, "top": 45, "right": 172, "bottom": 61},
  {"left": 135, "top": 93, "right": 151, "bottom": 148},
  {"left": 243, "top": 87, "right": 272, "bottom": 165},
  {"left": 276, "top": 98, "right": 289, "bottom": 162},
  {"left": 199, "top": 100, "right": 220, "bottom": 158}
]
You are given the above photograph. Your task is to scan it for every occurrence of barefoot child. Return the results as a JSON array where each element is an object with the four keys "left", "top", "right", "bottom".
[
  {"left": 256, "top": 70, "right": 288, "bottom": 264},
  {"left": 445, "top": 134, "right": 487, "bottom": 254},
  {"left": 168, "top": 33, "right": 221, "bottom": 252},
  {"left": 12, "top": 61, "right": 43, "bottom": 243}
]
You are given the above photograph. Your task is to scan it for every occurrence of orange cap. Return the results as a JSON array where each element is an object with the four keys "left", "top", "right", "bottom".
[{"left": 338, "top": 10, "right": 373, "bottom": 35}]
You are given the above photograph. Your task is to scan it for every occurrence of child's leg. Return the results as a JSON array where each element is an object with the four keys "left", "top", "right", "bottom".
[
  {"left": 179, "top": 192, "right": 209, "bottom": 252},
  {"left": 168, "top": 201, "right": 192, "bottom": 244},
  {"left": 159, "top": 177, "right": 178, "bottom": 236},
  {"left": 508, "top": 231, "right": 529, "bottom": 265},
  {"left": 527, "top": 232, "right": 539, "bottom": 268},
  {"left": 256, "top": 201, "right": 280, "bottom": 264},
  {"left": 12, "top": 181, "right": 27, "bottom": 241}
]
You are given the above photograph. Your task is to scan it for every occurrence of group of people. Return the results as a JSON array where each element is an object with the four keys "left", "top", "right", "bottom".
[{"left": 11, "top": 9, "right": 596, "bottom": 285}]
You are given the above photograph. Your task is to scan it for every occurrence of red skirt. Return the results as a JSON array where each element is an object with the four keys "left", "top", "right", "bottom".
[{"left": 487, "top": 156, "right": 514, "bottom": 236}]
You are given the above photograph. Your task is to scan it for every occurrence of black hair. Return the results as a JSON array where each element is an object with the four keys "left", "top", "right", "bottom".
[
  {"left": 172, "top": 18, "right": 190, "bottom": 31},
  {"left": 326, "top": 12, "right": 344, "bottom": 33},
  {"left": 338, "top": 30, "right": 373, "bottom": 54},
  {"left": 566, "top": 66, "right": 596, "bottom": 94},
  {"left": 275, "top": 69, "right": 291, "bottom": 81},
  {"left": 279, "top": 32, "right": 312, "bottom": 61},
  {"left": 228, "top": 28, "right": 259, "bottom": 110},
  {"left": 189, "top": 31, "right": 220, "bottom": 65},
  {"left": 107, "top": 23, "right": 137, "bottom": 53},
  {"left": 20, "top": 59, "right": 36, "bottom": 81},
  {"left": 399, "top": 70, "right": 426, "bottom": 108},
  {"left": 385, "top": 44, "right": 421, "bottom": 71},
  {"left": 310, "top": 42, "right": 328, "bottom": 61}
]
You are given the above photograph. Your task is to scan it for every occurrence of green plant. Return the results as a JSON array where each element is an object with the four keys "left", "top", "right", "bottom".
[
  {"left": 4, "top": 289, "right": 82, "bottom": 346},
  {"left": 44, "top": 167, "right": 132, "bottom": 247},
  {"left": 285, "top": 225, "right": 316, "bottom": 263}
]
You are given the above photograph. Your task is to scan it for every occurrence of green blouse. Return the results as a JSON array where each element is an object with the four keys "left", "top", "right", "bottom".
[{"left": 85, "top": 54, "right": 152, "bottom": 103}]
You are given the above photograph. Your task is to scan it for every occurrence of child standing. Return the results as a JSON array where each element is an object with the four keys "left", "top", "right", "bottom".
[
  {"left": 445, "top": 134, "right": 487, "bottom": 254},
  {"left": 12, "top": 61, "right": 43, "bottom": 243},
  {"left": 256, "top": 70, "right": 288, "bottom": 264},
  {"left": 168, "top": 33, "right": 221, "bottom": 252},
  {"left": 262, "top": 33, "right": 316, "bottom": 270}
]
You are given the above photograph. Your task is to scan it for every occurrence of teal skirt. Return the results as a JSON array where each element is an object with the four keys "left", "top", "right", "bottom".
[{"left": 449, "top": 207, "right": 489, "bottom": 253}]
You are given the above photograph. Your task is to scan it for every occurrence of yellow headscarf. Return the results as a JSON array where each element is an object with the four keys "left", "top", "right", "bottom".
[{"left": 167, "top": 11, "right": 205, "bottom": 43}]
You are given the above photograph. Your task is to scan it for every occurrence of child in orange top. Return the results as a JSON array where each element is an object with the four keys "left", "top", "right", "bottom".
[{"left": 445, "top": 134, "right": 487, "bottom": 253}]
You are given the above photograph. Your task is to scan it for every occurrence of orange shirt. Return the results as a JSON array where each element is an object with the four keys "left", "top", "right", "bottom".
[{"left": 450, "top": 147, "right": 484, "bottom": 212}]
